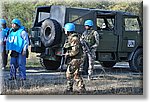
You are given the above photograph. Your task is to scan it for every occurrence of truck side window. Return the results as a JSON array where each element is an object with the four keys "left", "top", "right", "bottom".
[
  {"left": 97, "top": 17, "right": 114, "bottom": 30},
  {"left": 38, "top": 12, "right": 50, "bottom": 23},
  {"left": 69, "top": 14, "right": 83, "bottom": 25},
  {"left": 107, "top": 18, "right": 114, "bottom": 30},
  {"left": 124, "top": 18, "right": 140, "bottom": 31},
  {"left": 97, "top": 18, "right": 105, "bottom": 30}
]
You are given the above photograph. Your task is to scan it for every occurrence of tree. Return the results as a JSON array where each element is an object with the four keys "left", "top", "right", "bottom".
[{"left": 1, "top": 0, "right": 142, "bottom": 33}]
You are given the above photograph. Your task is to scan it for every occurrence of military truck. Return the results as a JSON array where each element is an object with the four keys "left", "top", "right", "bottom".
[{"left": 30, "top": 5, "right": 143, "bottom": 71}]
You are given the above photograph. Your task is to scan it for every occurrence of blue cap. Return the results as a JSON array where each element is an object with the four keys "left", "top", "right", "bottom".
[
  {"left": 11, "top": 18, "right": 21, "bottom": 26},
  {"left": 0, "top": 19, "right": 6, "bottom": 24},
  {"left": 64, "top": 23, "right": 75, "bottom": 31},
  {"left": 84, "top": 20, "right": 93, "bottom": 26}
]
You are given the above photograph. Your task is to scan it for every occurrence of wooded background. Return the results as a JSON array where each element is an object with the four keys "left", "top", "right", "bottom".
[{"left": 1, "top": 0, "right": 143, "bottom": 33}]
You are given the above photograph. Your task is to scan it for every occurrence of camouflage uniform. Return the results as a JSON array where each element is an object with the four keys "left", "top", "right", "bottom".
[
  {"left": 81, "top": 29, "right": 99, "bottom": 78},
  {"left": 64, "top": 33, "right": 85, "bottom": 92}
]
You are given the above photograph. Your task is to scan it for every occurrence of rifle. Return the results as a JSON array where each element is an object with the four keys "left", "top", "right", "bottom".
[
  {"left": 58, "top": 48, "right": 67, "bottom": 71},
  {"left": 58, "top": 45, "right": 72, "bottom": 71},
  {"left": 80, "top": 36, "right": 92, "bottom": 57}
]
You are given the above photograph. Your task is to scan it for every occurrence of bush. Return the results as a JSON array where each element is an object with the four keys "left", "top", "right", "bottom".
[{"left": 1, "top": 0, "right": 142, "bottom": 34}]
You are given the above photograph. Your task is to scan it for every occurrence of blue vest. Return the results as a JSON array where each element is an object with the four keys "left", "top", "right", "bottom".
[
  {"left": 6, "top": 28, "right": 26, "bottom": 53},
  {"left": 0, "top": 30, "right": 5, "bottom": 40},
  {"left": 2, "top": 27, "right": 9, "bottom": 37},
  {"left": 0, "top": 30, "right": 5, "bottom": 53}
]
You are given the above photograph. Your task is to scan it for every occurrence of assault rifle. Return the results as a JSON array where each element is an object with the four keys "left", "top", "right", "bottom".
[
  {"left": 80, "top": 37, "right": 92, "bottom": 57},
  {"left": 58, "top": 46, "right": 72, "bottom": 71}
]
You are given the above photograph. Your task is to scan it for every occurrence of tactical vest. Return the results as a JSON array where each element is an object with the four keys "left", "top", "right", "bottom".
[
  {"left": 83, "top": 30, "right": 96, "bottom": 47},
  {"left": 6, "top": 28, "right": 25, "bottom": 53},
  {"left": 64, "top": 33, "right": 83, "bottom": 59}
]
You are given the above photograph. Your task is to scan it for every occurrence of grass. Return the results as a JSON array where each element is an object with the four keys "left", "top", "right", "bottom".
[
  {"left": 1, "top": 69, "right": 143, "bottom": 95},
  {"left": 2, "top": 47, "right": 143, "bottom": 95}
]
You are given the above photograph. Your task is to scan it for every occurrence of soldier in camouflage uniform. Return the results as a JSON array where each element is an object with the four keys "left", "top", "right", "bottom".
[
  {"left": 81, "top": 20, "right": 99, "bottom": 80},
  {"left": 63, "top": 23, "right": 86, "bottom": 93}
]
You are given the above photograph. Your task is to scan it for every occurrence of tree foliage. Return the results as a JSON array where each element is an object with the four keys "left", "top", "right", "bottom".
[{"left": 1, "top": 0, "right": 142, "bottom": 33}]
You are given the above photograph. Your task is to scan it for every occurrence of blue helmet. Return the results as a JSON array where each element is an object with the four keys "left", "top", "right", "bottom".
[
  {"left": 64, "top": 23, "right": 75, "bottom": 31},
  {"left": 0, "top": 19, "right": 6, "bottom": 24},
  {"left": 11, "top": 18, "right": 21, "bottom": 26},
  {"left": 84, "top": 20, "right": 93, "bottom": 27}
]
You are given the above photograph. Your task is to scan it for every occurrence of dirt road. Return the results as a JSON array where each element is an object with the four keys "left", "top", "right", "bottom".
[{"left": 1, "top": 62, "right": 143, "bottom": 95}]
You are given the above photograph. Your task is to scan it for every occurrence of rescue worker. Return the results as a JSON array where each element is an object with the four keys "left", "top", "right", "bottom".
[
  {"left": 81, "top": 20, "right": 99, "bottom": 80},
  {"left": 0, "top": 19, "right": 9, "bottom": 69},
  {"left": 63, "top": 23, "right": 86, "bottom": 93},
  {"left": 6, "top": 18, "right": 29, "bottom": 80}
]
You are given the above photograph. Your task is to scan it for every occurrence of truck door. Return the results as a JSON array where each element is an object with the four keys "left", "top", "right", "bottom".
[
  {"left": 122, "top": 16, "right": 141, "bottom": 52},
  {"left": 96, "top": 15, "right": 118, "bottom": 52}
]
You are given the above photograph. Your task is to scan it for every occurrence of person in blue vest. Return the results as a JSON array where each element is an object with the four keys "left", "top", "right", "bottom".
[
  {"left": 0, "top": 19, "right": 10, "bottom": 69},
  {"left": 6, "top": 18, "right": 29, "bottom": 80},
  {"left": 0, "top": 30, "right": 5, "bottom": 69}
]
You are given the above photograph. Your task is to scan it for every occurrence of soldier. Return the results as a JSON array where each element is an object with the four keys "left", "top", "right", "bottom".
[
  {"left": 0, "top": 19, "right": 9, "bottom": 69},
  {"left": 81, "top": 20, "right": 99, "bottom": 80},
  {"left": 6, "top": 18, "right": 29, "bottom": 80},
  {"left": 63, "top": 23, "right": 86, "bottom": 93}
]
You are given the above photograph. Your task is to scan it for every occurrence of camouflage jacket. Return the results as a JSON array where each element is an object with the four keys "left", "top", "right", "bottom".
[
  {"left": 82, "top": 29, "right": 99, "bottom": 49},
  {"left": 64, "top": 33, "right": 82, "bottom": 59}
]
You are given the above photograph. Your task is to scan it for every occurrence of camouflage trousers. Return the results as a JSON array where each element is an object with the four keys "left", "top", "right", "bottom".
[
  {"left": 87, "top": 52, "right": 94, "bottom": 76},
  {"left": 66, "top": 59, "right": 85, "bottom": 90},
  {"left": 82, "top": 49, "right": 95, "bottom": 76}
]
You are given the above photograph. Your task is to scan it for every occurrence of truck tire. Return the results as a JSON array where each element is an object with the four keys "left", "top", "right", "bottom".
[
  {"left": 41, "top": 19, "right": 62, "bottom": 47},
  {"left": 101, "top": 61, "right": 116, "bottom": 68},
  {"left": 40, "top": 59, "right": 60, "bottom": 70},
  {"left": 129, "top": 48, "right": 143, "bottom": 71}
]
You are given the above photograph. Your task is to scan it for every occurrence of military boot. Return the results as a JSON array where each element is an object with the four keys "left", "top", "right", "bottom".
[
  {"left": 79, "top": 85, "right": 86, "bottom": 94},
  {"left": 8, "top": 77, "right": 16, "bottom": 80},
  {"left": 65, "top": 87, "right": 73, "bottom": 94}
]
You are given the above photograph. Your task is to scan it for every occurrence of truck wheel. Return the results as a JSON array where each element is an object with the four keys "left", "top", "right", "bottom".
[
  {"left": 129, "top": 48, "right": 143, "bottom": 71},
  {"left": 101, "top": 61, "right": 116, "bottom": 68},
  {"left": 41, "top": 19, "right": 62, "bottom": 47},
  {"left": 40, "top": 59, "right": 60, "bottom": 70}
]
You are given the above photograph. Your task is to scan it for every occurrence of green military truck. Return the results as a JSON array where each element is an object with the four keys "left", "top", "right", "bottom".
[{"left": 30, "top": 5, "right": 143, "bottom": 71}]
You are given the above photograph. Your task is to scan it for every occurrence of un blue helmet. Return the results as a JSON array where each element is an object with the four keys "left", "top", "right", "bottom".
[
  {"left": 84, "top": 20, "right": 93, "bottom": 27},
  {"left": 64, "top": 23, "right": 75, "bottom": 31},
  {"left": 11, "top": 18, "right": 21, "bottom": 26},
  {"left": 0, "top": 19, "right": 6, "bottom": 24}
]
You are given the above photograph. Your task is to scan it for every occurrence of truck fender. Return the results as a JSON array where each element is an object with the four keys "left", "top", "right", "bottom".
[{"left": 128, "top": 46, "right": 142, "bottom": 61}]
